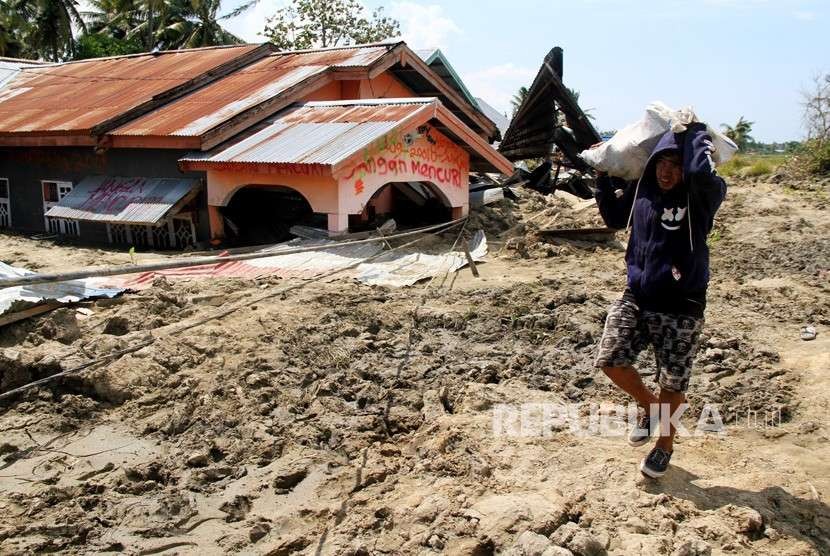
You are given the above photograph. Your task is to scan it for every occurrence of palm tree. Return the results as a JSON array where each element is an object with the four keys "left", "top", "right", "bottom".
[
  {"left": 124, "top": 0, "right": 246, "bottom": 51},
  {"left": 159, "top": 0, "right": 243, "bottom": 49},
  {"left": 82, "top": 0, "right": 141, "bottom": 39},
  {"left": 14, "top": 0, "right": 86, "bottom": 61},
  {"left": 0, "top": 2, "right": 30, "bottom": 57},
  {"left": 721, "top": 116, "right": 754, "bottom": 151},
  {"left": 511, "top": 86, "right": 528, "bottom": 117}
]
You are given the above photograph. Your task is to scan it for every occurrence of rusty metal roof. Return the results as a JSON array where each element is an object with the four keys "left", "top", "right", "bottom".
[
  {"left": 0, "top": 45, "right": 262, "bottom": 135},
  {"left": 180, "top": 98, "right": 435, "bottom": 167},
  {"left": 111, "top": 44, "right": 397, "bottom": 139},
  {"left": 44, "top": 175, "right": 201, "bottom": 225}
]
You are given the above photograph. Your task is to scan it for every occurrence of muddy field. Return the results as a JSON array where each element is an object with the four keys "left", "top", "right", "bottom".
[{"left": 0, "top": 177, "right": 828, "bottom": 555}]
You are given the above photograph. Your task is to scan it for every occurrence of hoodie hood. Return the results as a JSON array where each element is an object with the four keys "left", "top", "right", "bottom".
[
  {"left": 624, "top": 129, "right": 688, "bottom": 230},
  {"left": 641, "top": 130, "right": 684, "bottom": 194}
]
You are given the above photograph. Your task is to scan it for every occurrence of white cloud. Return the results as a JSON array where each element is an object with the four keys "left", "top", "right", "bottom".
[
  {"left": 793, "top": 10, "right": 816, "bottom": 20},
  {"left": 463, "top": 63, "right": 537, "bottom": 117},
  {"left": 388, "top": 2, "right": 461, "bottom": 51}
]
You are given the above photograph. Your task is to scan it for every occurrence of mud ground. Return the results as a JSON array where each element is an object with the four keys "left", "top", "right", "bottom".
[{"left": 0, "top": 177, "right": 828, "bottom": 555}]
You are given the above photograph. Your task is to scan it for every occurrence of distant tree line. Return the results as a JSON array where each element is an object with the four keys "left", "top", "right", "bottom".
[{"left": 0, "top": 0, "right": 399, "bottom": 62}]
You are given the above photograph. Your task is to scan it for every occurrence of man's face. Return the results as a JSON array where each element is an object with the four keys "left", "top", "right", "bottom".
[{"left": 655, "top": 153, "right": 683, "bottom": 191}]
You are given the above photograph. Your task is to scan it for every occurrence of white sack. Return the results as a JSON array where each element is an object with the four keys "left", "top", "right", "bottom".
[{"left": 579, "top": 101, "right": 738, "bottom": 181}]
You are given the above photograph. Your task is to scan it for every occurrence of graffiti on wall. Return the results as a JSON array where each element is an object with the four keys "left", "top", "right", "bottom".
[
  {"left": 79, "top": 177, "right": 162, "bottom": 213},
  {"left": 341, "top": 125, "right": 469, "bottom": 197}
]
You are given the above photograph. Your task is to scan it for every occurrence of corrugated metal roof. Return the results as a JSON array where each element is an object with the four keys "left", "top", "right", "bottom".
[
  {"left": 181, "top": 98, "right": 435, "bottom": 166},
  {"left": 273, "top": 44, "right": 393, "bottom": 67},
  {"left": 111, "top": 44, "right": 396, "bottom": 138},
  {"left": 0, "top": 59, "right": 42, "bottom": 93},
  {"left": 0, "top": 45, "right": 262, "bottom": 135},
  {"left": 1, "top": 261, "right": 123, "bottom": 319},
  {"left": 44, "top": 176, "right": 200, "bottom": 225}
]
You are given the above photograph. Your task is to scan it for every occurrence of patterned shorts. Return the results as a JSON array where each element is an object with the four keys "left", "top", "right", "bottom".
[{"left": 594, "top": 291, "right": 704, "bottom": 392}]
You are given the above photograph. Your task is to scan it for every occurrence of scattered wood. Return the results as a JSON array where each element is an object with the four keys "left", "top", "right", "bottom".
[
  {"left": 537, "top": 227, "right": 616, "bottom": 241},
  {"left": 0, "top": 302, "right": 63, "bottom": 328}
]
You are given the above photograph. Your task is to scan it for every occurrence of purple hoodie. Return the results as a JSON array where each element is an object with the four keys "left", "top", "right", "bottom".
[{"left": 595, "top": 122, "right": 727, "bottom": 317}]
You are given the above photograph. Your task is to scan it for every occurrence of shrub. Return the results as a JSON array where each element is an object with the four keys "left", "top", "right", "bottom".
[
  {"left": 742, "top": 160, "right": 774, "bottom": 177},
  {"left": 716, "top": 155, "right": 750, "bottom": 177},
  {"left": 802, "top": 140, "right": 830, "bottom": 175}
]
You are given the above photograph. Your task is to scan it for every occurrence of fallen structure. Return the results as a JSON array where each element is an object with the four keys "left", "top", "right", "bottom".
[{"left": 498, "top": 47, "right": 602, "bottom": 198}]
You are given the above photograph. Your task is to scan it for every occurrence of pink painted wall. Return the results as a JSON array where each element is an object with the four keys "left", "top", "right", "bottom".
[{"left": 333, "top": 124, "right": 470, "bottom": 220}]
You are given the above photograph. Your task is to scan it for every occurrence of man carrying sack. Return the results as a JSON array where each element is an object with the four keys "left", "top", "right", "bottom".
[{"left": 591, "top": 122, "right": 727, "bottom": 478}]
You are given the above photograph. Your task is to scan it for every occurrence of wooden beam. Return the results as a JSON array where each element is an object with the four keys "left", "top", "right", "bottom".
[
  {"left": 434, "top": 104, "right": 514, "bottom": 175},
  {"left": 0, "top": 302, "right": 63, "bottom": 328},
  {"left": 0, "top": 135, "right": 95, "bottom": 147},
  {"left": 109, "top": 135, "right": 201, "bottom": 149}
]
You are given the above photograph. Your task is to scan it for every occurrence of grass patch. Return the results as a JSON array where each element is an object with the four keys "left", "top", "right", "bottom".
[{"left": 717, "top": 154, "right": 789, "bottom": 178}]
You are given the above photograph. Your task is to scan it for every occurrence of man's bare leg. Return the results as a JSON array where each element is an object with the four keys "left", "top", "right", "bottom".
[
  {"left": 602, "top": 366, "right": 658, "bottom": 410},
  {"left": 654, "top": 388, "right": 685, "bottom": 452}
]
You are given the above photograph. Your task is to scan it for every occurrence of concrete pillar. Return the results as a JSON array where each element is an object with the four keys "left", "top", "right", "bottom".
[
  {"left": 208, "top": 205, "right": 225, "bottom": 242},
  {"left": 327, "top": 213, "right": 349, "bottom": 235}
]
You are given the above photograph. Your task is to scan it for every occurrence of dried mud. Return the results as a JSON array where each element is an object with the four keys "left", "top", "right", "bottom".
[{"left": 0, "top": 179, "right": 828, "bottom": 555}]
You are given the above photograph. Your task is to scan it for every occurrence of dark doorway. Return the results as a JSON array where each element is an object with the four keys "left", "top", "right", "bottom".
[
  {"left": 223, "top": 186, "right": 317, "bottom": 245},
  {"left": 350, "top": 181, "right": 451, "bottom": 232}
]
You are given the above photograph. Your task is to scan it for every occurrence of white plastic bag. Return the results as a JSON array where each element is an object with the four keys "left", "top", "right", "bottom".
[{"left": 579, "top": 101, "right": 738, "bottom": 181}]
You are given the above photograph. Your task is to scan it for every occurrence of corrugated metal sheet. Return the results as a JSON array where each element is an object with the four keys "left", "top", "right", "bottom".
[
  {"left": 356, "top": 230, "right": 487, "bottom": 287},
  {"left": 44, "top": 176, "right": 200, "bottom": 225},
  {"left": 180, "top": 99, "right": 435, "bottom": 166},
  {"left": 1, "top": 261, "right": 123, "bottom": 318},
  {"left": 0, "top": 59, "right": 42, "bottom": 93},
  {"left": 111, "top": 44, "right": 396, "bottom": 138},
  {"left": 107, "top": 229, "right": 486, "bottom": 289},
  {"left": 0, "top": 45, "right": 261, "bottom": 135}
]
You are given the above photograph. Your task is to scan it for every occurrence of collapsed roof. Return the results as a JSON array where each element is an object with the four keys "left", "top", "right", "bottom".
[{"left": 498, "top": 47, "right": 601, "bottom": 171}]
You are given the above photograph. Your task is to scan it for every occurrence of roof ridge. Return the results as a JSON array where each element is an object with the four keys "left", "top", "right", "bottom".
[
  {"left": 37, "top": 43, "right": 265, "bottom": 67},
  {"left": 272, "top": 40, "right": 403, "bottom": 56},
  {"left": 300, "top": 97, "right": 437, "bottom": 107}
]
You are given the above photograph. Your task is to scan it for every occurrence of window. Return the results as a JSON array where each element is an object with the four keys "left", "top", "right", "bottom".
[
  {"left": 42, "top": 180, "right": 79, "bottom": 236},
  {"left": 42, "top": 181, "right": 58, "bottom": 202},
  {"left": 0, "top": 178, "right": 9, "bottom": 229}
]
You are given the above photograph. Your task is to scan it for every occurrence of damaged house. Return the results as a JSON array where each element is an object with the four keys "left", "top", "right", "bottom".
[{"left": 0, "top": 42, "right": 512, "bottom": 248}]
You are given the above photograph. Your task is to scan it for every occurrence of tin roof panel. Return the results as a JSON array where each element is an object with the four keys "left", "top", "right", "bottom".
[
  {"left": 180, "top": 98, "right": 434, "bottom": 166},
  {"left": 44, "top": 176, "right": 200, "bottom": 225},
  {"left": 0, "top": 45, "right": 261, "bottom": 135}
]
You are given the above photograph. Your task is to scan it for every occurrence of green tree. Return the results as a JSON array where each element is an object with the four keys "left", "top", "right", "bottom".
[
  {"left": 161, "top": 0, "right": 244, "bottom": 48},
  {"left": 13, "top": 0, "right": 86, "bottom": 61},
  {"left": 566, "top": 87, "right": 595, "bottom": 121},
  {"left": 82, "top": 0, "right": 140, "bottom": 39},
  {"left": 73, "top": 31, "right": 143, "bottom": 59},
  {"left": 510, "top": 85, "right": 528, "bottom": 117},
  {"left": 721, "top": 116, "right": 755, "bottom": 151},
  {"left": 0, "top": 0, "right": 32, "bottom": 57},
  {"left": 262, "top": 0, "right": 399, "bottom": 50}
]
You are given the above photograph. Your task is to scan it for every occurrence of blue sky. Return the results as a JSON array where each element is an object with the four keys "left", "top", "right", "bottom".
[{"left": 222, "top": 0, "right": 829, "bottom": 142}]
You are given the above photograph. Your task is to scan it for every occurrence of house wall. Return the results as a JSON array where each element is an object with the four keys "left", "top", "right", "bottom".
[
  {"left": 0, "top": 147, "right": 207, "bottom": 244},
  {"left": 301, "top": 73, "right": 417, "bottom": 103},
  {"left": 203, "top": 123, "right": 469, "bottom": 238}
]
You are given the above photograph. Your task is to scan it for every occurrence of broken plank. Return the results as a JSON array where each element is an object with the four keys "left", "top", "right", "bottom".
[{"left": 0, "top": 302, "right": 64, "bottom": 328}]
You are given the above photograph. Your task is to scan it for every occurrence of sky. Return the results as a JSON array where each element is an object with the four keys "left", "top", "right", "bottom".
[{"left": 220, "top": 0, "right": 830, "bottom": 142}]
